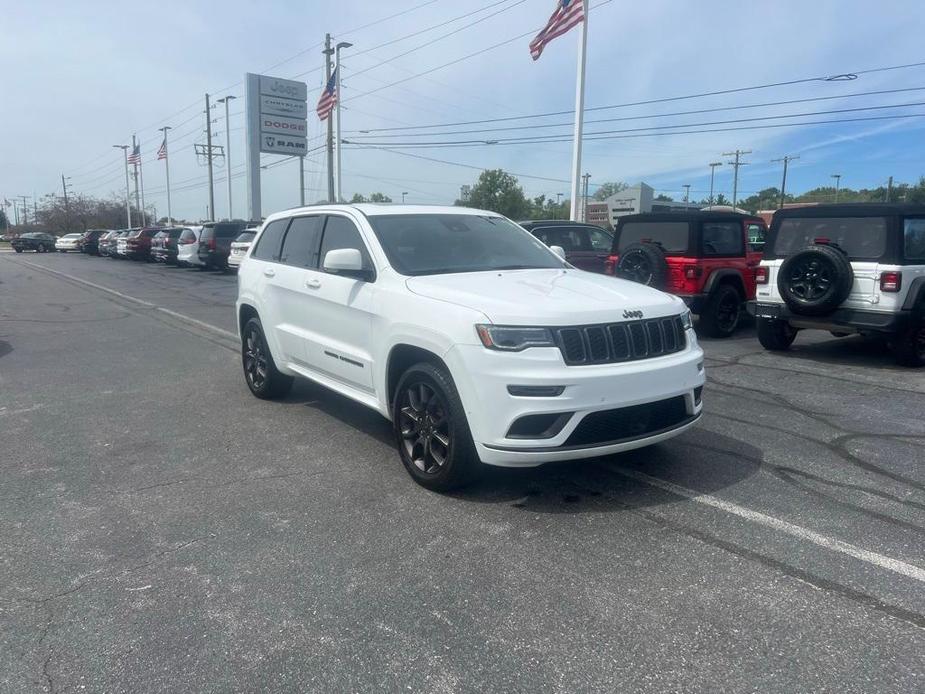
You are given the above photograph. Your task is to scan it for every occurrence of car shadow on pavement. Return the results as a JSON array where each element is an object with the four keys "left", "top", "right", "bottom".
[
  {"left": 451, "top": 430, "right": 763, "bottom": 514},
  {"left": 775, "top": 335, "right": 902, "bottom": 371}
]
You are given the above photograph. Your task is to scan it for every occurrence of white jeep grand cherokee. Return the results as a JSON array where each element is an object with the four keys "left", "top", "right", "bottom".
[{"left": 236, "top": 205, "right": 705, "bottom": 491}]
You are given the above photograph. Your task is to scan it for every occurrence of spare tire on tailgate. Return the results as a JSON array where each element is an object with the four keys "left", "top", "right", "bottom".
[
  {"left": 615, "top": 242, "right": 668, "bottom": 289},
  {"left": 777, "top": 243, "right": 854, "bottom": 316}
]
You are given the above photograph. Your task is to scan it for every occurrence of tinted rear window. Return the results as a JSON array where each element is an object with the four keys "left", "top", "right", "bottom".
[
  {"left": 179, "top": 229, "right": 197, "bottom": 242},
  {"left": 773, "top": 217, "right": 887, "bottom": 259},
  {"left": 617, "top": 221, "right": 689, "bottom": 253},
  {"left": 235, "top": 231, "right": 257, "bottom": 243}
]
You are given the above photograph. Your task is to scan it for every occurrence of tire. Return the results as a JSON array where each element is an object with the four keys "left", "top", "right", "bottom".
[
  {"left": 58, "top": 249, "right": 66, "bottom": 253},
  {"left": 778, "top": 244, "right": 853, "bottom": 316},
  {"left": 37, "top": 243, "right": 47, "bottom": 253},
  {"left": 757, "top": 317, "right": 797, "bottom": 351},
  {"left": 241, "top": 317, "right": 293, "bottom": 399},
  {"left": 14, "top": 248, "right": 22, "bottom": 253},
  {"left": 891, "top": 314, "right": 925, "bottom": 367},
  {"left": 614, "top": 242, "right": 668, "bottom": 288},
  {"left": 699, "top": 283, "right": 742, "bottom": 338},
  {"left": 393, "top": 362, "right": 481, "bottom": 492}
]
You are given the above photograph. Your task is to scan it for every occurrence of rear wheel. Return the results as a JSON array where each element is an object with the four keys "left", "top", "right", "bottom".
[
  {"left": 699, "top": 283, "right": 742, "bottom": 338},
  {"left": 14, "top": 248, "right": 22, "bottom": 253},
  {"left": 892, "top": 315, "right": 925, "bottom": 367},
  {"left": 37, "top": 243, "right": 47, "bottom": 253},
  {"left": 241, "top": 317, "right": 293, "bottom": 399},
  {"left": 393, "top": 363, "right": 481, "bottom": 492},
  {"left": 757, "top": 317, "right": 797, "bottom": 351}
]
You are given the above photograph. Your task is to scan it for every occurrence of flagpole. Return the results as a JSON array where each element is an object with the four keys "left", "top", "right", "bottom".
[
  {"left": 159, "top": 126, "right": 172, "bottom": 226},
  {"left": 334, "top": 41, "right": 353, "bottom": 203},
  {"left": 568, "top": 0, "right": 588, "bottom": 222},
  {"left": 138, "top": 140, "right": 147, "bottom": 225}
]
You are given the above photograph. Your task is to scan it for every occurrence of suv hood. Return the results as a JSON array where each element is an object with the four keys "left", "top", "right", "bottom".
[{"left": 406, "top": 269, "right": 683, "bottom": 325}]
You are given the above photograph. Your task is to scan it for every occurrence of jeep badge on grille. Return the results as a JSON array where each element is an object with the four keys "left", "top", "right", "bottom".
[{"left": 623, "top": 310, "right": 644, "bottom": 319}]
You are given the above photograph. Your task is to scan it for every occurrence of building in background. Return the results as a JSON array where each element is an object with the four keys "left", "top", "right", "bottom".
[
  {"left": 585, "top": 201, "right": 611, "bottom": 227},
  {"left": 598, "top": 183, "right": 703, "bottom": 226}
]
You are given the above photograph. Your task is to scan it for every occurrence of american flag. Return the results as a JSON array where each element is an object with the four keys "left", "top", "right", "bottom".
[
  {"left": 529, "top": 0, "right": 585, "bottom": 61},
  {"left": 316, "top": 69, "right": 337, "bottom": 121},
  {"left": 157, "top": 138, "right": 167, "bottom": 160},
  {"left": 127, "top": 144, "right": 141, "bottom": 165}
]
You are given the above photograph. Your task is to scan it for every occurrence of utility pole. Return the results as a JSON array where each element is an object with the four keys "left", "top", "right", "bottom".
[
  {"left": 831, "top": 173, "right": 842, "bottom": 202},
  {"left": 205, "top": 93, "right": 215, "bottom": 220},
  {"left": 723, "top": 149, "right": 751, "bottom": 209},
  {"left": 61, "top": 174, "right": 72, "bottom": 232},
  {"left": 334, "top": 41, "right": 353, "bottom": 202},
  {"left": 886, "top": 175, "right": 893, "bottom": 203},
  {"left": 159, "top": 126, "right": 172, "bottom": 225},
  {"left": 137, "top": 137, "right": 146, "bottom": 224},
  {"left": 131, "top": 134, "right": 142, "bottom": 224},
  {"left": 708, "top": 162, "right": 722, "bottom": 206},
  {"left": 771, "top": 154, "right": 799, "bottom": 209},
  {"left": 682, "top": 184, "right": 691, "bottom": 203},
  {"left": 556, "top": 192, "right": 563, "bottom": 219},
  {"left": 217, "top": 96, "right": 236, "bottom": 219},
  {"left": 323, "top": 35, "right": 335, "bottom": 202},
  {"left": 581, "top": 172, "right": 591, "bottom": 223},
  {"left": 20, "top": 196, "right": 29, "bottom": 225},
  {"left": 113, "top": 145, "right": 131, "bottom": 227}
]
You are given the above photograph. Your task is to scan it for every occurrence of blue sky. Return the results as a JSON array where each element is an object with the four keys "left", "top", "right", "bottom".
[{"left": 3, "top": 0, "right": 925, "bottom": 220}]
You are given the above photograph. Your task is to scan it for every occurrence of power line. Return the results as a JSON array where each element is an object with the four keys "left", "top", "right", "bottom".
[{"left": 346, "top": 86, "right": 925, "bottom": 138}]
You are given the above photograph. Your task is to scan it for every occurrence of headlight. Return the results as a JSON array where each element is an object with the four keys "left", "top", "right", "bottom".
[
  {"left": 476, "top": 325, "right": 556, "bottom": 351},
  {"left": 680, "top": 309, "right": 693, "bottom": 331}
]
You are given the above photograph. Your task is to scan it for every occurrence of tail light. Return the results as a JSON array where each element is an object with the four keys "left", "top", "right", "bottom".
[
  {"left": 755, "top": 266, "right": 769, "bottom": 284},
  {"left": 684, "top": 265, "right": 703, "bottom": 280},
  {"left": 880, "top": 271, "right": 902, "bottom": 292},
  {"left": 604, "top": 254, "right": 618, "bottom": 275},
  {"left": 208, "top": 237, "right": 216, "bottom": 250}
]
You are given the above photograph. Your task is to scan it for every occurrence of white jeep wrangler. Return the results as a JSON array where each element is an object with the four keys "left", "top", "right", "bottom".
[{"left": 748, "top": 204, "right": 925, "bottom": 366}]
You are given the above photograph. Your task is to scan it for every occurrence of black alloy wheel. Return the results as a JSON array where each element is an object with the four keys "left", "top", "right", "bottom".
[
  {"left": 699, "top": 283, "right": 742, "bottom": 338},
  {"left": 892, "top": 315, "right": 925, "bottom": 367},
  {"left": 398, "top": 382, "right": 452, "bottom": 475},
  {"left": 241, "top": 317, "right": 293, "bottom": 399},
  {"left": 614, "top": 242, "right": 668, "bottom": 288},
  {"left": 37, "top": 243, "right": 46, "bottom": 253},
  {"left": 618, "top": 250, "right": 655, "bottom": 284},
  {"left": 787, "top": 257, "right": 833, "bottom": 302},
  {"left": 393, "top": 363, "right": 480, "bottom": 491}
]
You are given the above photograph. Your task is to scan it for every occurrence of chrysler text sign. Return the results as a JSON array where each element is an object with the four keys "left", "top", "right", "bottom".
[{"left": 261, "top": 95, "right": 307, "bottom": 119}]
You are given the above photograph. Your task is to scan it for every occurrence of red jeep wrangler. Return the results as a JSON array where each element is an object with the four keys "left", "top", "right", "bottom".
[{"left": 606, "top": 212, "right": 767, "bottom": 337}]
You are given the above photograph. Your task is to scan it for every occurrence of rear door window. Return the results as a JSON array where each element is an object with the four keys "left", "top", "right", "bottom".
[
  {"left": 617, "top": 222, "right": 689, "bottom": 253},
  {"left": 251, "top": 219, "right": 290, "bottom": 262},
  {"left": 904, "top": 218, "right": 925, "bottom": 260},
  {"left": 746, "top": 223, "right": 766, "bottom": 251},
  {"left": 279, "top": 216, "right": 322, "bottom": 267},
  {"left": 701, "top": 222, "right": 744, "bottom": 256},
  {"left": 773, "top": 217, "right": 888, "bottom": 259}
]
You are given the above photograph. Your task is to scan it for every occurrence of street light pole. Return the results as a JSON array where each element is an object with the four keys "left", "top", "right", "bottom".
[
  {"left": 682, "top": 184, "right": 691, "bottom": 203},
  {"left": 708, "top": 162, "right": 722, "bottom": 206},
  {"left": 217, "top": 96, "right": 237, "bottom": 219},
  {"left": 61, "top": 174, "right": 72, "bottom": 232},
  {"left": 113, "top": 145, "right": 131, "bottom": 228},
  {"left": 402, "top": 192, "right": 408, "bottom": 203},
  {"left": 334, "top": 41, "right": 353, "bottom": 202},
  {"left": 831, "top": 174, "right": 842, "bottom": 202}
]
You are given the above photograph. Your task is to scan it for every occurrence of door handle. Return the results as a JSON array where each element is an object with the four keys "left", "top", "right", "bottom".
[
  {"left": 305, "top": 278, "right": 322, "bottom": 289},
  {"left": 263, "top": 269, "right": 276, "bottom": 278}
]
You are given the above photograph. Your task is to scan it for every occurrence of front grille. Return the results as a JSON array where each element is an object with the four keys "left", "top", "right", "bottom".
[
  {"left": 564, "top": 396, "right": 690, "bottom": 447},
  {"left": 553, "top": 316, "right": 686, "bottom": 365}
]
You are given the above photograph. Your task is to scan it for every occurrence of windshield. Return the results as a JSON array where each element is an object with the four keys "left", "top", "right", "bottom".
[
  {"left": 367, "top": 214, "right": 565, "bottom": 276},
  {"left": 773, "top": 217, "right": 887, "bottom": 259},
  {"left": 617, "top": 221, "right": 689, "bottom": 253}
]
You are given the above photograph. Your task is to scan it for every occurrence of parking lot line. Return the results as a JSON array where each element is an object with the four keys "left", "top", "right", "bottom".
[
  {"left": 9, "top": 257, "right": 238, "bottom": 340},
  {"left": 608, "top": 465, "right": 925, "bottom": 583}
]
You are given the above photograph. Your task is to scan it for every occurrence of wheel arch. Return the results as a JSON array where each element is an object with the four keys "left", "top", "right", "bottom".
[
  {"left": 238, "top": 303, "right": 259, "bottom": 337},
  {"left": 386, "top": 343, "right": 452, "bottom": 413},
  {"left": 704, "top": 269, "right": 746, "bottom": 298},
  {"left": 901, "top": 276, "right": 925, "bottom": 311}
]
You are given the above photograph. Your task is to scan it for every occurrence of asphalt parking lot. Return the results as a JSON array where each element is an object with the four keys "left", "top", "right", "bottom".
[{"left": 1, "top": 251, "right": 923, "bottom": 693}]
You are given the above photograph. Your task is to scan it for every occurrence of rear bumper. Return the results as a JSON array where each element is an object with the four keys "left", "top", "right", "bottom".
[{"left": 747, "top": 301, "right": 912, "bottom": 333}]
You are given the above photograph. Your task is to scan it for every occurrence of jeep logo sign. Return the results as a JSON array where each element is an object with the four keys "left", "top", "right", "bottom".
[
  {"left": 258, "top": 75, "right": 308, "bottom": 102},
  {"left": 623, "top": 310, "right": 644, "bottom": 319}
]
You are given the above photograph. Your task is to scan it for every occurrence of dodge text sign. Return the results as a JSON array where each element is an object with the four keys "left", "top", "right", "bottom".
[{"left": 262, "top": 115, "right": 307, "bottom": 137}]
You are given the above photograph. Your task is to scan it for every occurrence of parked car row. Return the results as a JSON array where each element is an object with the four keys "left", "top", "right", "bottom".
[{"left": 64, "top": 221, "right": 260, "bottom": 270}]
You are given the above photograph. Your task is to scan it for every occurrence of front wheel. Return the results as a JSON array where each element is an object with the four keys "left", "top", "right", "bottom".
[
  {"left": 699, "top": 284, "right": 742, "bottom": 338},
  {"left": 892, "top": 316, "right": 925, "bottom": 367},
  {"left": 393, "top": 363, "right": 481, "bottom": 492},
  {"left": 14, "top": 248, "right": 23, "bottom": 253},
  {"left": 757, "top": 317, "right": 797, "bottom": 351},
  {"left": 37, "top": 244, "right": 47, "bottom": 253},
  {"left": 241, "top": 317, "right": 293, "bottom": 399}
]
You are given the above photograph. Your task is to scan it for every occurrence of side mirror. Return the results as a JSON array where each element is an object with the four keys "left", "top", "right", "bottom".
[
  {"left": 550, "top": 245, "right": 566, "bottom": 260},
  {"left": 323, "top": 248, "right": 366, "bottom": 277}
]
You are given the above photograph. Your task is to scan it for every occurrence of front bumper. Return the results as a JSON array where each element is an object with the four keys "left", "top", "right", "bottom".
[
  {"left": 747, "top": 301, "right": 911, "bottom": 333},
  {"left": 446, "top": 334, "right": 705, "bottom": 467}
]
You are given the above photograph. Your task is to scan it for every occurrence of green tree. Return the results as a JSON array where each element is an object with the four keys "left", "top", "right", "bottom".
[
  {"left": 593, "top": 181, "right": 628, "bottom": 201},
  {"left": 349, "top": 193, "right": 366, "bottom": 203},
  {"left": 713, "top": 193, "right": 730, "bottom": 206},
  {"left": 738, "top": 187, "right": 787, "bottom": 213},
  {"left": 368, "top": 192, "right": 392, "bottom": 203},
  {"left": 455, "top": 169, "right": 528, "bottom": 219},
  {"left": 654, "top": 193, "right": 674, "bottom": 202},
  {"left": 0, "top": 209, "right": 8, "bottom": 231}
]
